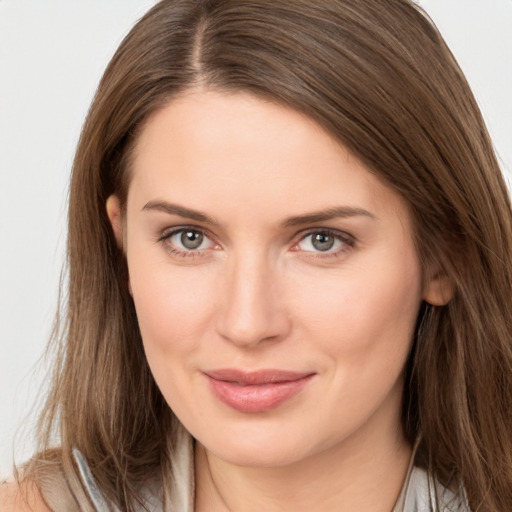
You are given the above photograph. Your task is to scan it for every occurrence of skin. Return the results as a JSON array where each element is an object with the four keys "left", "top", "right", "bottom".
[
  {"left": 0, "top": 481, "right": 50, "bottom": 512},
  {"left": 0, "top": 89, "right": 451, "bottom": 511},
  {"left": 105, "top": 89, "right": 450, "bottom": 511}
]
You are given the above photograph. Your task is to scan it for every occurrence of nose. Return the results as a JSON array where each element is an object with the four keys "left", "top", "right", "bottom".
[{"left": 215, "top": 253, "right": 291, "bottom": 348}]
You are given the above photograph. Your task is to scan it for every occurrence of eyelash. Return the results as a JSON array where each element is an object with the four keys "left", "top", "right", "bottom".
[
  {"left": 158, "top": 226, "right": 217, "bottom": 259},
  {"left": 157, "top": 227, "right": 355, "bottom": 260},
  {"left": 293, "top": 229, "right": 355, "bottom": 259}
]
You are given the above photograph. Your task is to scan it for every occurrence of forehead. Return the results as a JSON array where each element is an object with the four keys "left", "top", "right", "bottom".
[{"left": 128, "top": 89, "right": 409, "bottom": 227}]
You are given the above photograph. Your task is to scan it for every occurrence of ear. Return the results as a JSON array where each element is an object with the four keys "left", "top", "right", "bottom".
[
  {"left": 106, "top": 194, "right": 123, "bottom": 248},
  {"left": 106, "top": 195, "right": 133, "bottom": 295},
  {"left": 423, "top": 270, "right": 455, "bottom": 306}
]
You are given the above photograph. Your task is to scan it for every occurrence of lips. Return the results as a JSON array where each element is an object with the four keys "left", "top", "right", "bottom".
[{"left": 204, "top": 369, "right": 315, "bottom": 413}]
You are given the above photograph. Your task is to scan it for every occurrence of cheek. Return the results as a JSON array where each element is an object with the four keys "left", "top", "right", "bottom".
[
  {"left": 128, "top": 260, "right": 219, "bottom": 413},
  {"left": 127, "top": 256, "right": 218, "bottom": 356},
  {"left": 292, "top": 249, "right": 423, "bottom": 362},
  {"left": 288, "top": 251, "right": 422, "bottom": 435}
]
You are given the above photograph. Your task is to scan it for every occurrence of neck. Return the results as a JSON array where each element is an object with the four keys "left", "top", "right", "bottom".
[{"left": 194, "top": 419, "right": 412, "bottom": 512}]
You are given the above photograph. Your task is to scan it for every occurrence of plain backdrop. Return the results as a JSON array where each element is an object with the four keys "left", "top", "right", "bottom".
[{"left": 1, "top": 0, "right": 511, "bottom": 477}]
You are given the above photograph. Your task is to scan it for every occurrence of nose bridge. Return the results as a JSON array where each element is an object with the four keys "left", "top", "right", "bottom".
[{"left": 216, "top": 248, "right": 289, "bottom": 347}]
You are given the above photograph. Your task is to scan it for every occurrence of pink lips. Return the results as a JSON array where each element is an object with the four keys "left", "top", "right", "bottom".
[{"left": 204, "top": 369, "right": 314, "bottom": 413}]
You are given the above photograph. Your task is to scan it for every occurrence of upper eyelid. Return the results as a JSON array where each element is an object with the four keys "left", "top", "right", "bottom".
[
  {"left": 158, "top": 227, "right": 217, "bottom": 258},
  {"left": 156, "top": 226, "right": 216, "bottom": 253},
  {"left": 158, "top": 225, "right": 212, "bottom": 240},
  {"left": 156, "top": 225, "right": 355, "bottom": 250},
  {"left": 295, "top": 227, "right": 355, "bottom": 243}
]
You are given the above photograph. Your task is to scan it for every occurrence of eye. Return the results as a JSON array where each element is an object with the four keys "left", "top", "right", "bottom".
[
  {"left": 175, "top": 229, "right": 206, "bottom": 250},
  {"left": 160, "top": 227, "right": 217, "bottom": 254},
  {"left": 295, "top": 230, "right": 353, "bottom": 254}
]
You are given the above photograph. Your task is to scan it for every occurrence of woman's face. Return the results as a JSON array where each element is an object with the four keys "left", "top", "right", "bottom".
[{"left": 109, "top": 90, "right": 441, "bottom": 468}]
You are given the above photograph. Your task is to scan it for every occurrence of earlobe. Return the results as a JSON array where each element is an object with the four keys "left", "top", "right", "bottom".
[
  {"left": 106, "top": 195, "right": 124, "bottom": 249},
  {"left": 423, "top": 271, "right": 455, "bottom": 306}
]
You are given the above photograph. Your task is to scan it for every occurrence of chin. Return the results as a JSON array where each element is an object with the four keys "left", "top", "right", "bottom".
[
  {"left": 195, "top": 418, "right": 334, "bottom": 469},
  {"left": 209, "top": 440, "right": 311, "bottom": 468}
]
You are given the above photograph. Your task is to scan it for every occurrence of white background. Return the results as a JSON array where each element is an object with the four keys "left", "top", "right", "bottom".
[{"left": 1, "top": 0, "right": 511, "bottom": 477}]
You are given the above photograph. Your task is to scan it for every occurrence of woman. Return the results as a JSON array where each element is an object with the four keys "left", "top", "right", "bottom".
[{"left": 2, "top": 0, "right": 511, "bottom": 510}]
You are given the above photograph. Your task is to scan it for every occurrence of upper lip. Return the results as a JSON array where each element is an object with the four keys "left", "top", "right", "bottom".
[{"left": 204, "top": 369, "right": 315, "bottom": 385}]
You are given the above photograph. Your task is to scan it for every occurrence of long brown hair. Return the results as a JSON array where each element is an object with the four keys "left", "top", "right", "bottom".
[{"left": 24, "top": 1, "right": 512, "bottom": 510}]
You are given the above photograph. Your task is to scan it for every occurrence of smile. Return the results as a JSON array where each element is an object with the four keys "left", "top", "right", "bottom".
[{"left": 203, "top": 369, "right": 315, "bottom": 413}]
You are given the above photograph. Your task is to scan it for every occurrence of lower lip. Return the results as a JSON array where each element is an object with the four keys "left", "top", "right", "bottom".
[{"left": 205, "top": 374, "right": 314, "bottom": 413}]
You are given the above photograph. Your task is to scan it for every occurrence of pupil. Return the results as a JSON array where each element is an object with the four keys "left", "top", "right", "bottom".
[
  {"left": 181, "top": 231, "right": 203, "bottom": 249},
  {"left": 312, "top": 233, "right": 335, "bottom": 251}
]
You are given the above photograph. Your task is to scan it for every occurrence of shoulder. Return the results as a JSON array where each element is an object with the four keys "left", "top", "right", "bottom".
[
  {"left": 401, "top": 467, "right": 471, "bottom": 512},
  {"left": 0, "top": 479, "right": 51, "bottom": 512},
  {"left": 0, "top": 448, "right": 77, "bottom": 512}
]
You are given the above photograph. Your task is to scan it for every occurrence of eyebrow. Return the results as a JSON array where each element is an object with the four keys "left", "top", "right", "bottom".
[
  {"left": 142, "top": 200, "right": 220, "bottom": 226},
  {"left": 142, "top": 200, "right": 376, "bottom": 227},
  {"left": 281, "top": 206, "right": 376, "bottom": 227}
]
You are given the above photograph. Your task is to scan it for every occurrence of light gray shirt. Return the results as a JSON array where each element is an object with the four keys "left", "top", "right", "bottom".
[{"left": 73, "top": 431, "right": 470, "bottom": 512}]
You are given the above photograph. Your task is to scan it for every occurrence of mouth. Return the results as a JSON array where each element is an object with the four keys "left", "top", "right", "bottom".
[{"left": 203, "top": 369, "right": 315, "bottom": 413}]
